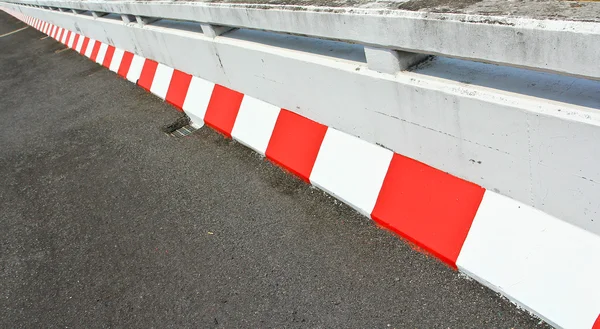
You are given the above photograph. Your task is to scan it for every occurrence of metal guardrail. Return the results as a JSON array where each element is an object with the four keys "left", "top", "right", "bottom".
[{"left": 3, "top": 0, "right": 600, "bottom": 80}]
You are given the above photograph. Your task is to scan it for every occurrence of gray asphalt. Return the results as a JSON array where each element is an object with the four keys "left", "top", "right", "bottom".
[{"left": 0, "top": 11, "right": 549, "bottom": 329}]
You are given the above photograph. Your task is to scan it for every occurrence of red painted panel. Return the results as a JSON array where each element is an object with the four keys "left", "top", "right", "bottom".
[
  {"left": 117, "top": 52, "right": 134, "bottom": 78},
  {"left": 165, "top": 70, "right": 193, "bottom": 111},
  {"left": 89, "top": 41, "right": 101, "bottom": 61},
  {"left": 102, "top": 46, "right": 116, "bottom": 68},
  {"left": 64, "top": 31, "right": 72, "bottom": 45},
  {"left": 137, "top": 59, "right": 159, "bottom": 91},
  {"left": 265, "top": 110, "right": 328, "bottom": 182},
  {"left": 371, "top": 153, "right": 485, "bottom": 268},
  {"left": 71, "top": 34, "right": 80, "bottom": 50},
  {"left": 592, "top": 314, "right": 600, "bottom": 329},
  {"left": 79, "top": 37, "right": 90, "bottom": 55},
  {"left": 203, "top": 84, "right": 244, "bottom": 137}
]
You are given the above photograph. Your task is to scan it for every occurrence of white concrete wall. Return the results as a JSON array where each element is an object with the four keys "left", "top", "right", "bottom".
[
  {"left": 8, "top": 4, "right": 600, "bottom": 236},
  {"left": 3, "top": 0, "right": 600, "bottom": 80}
]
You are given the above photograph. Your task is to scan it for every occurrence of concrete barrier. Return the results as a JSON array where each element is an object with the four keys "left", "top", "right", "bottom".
[
  {"left": 5, "top": 0, "right": 600, "bottom": 80},
  {"left": 4, "top": 2, "right": 600, "bottom": 238},
  {"left": 3, "top": 4, "right": 600, "bottom": 328}
]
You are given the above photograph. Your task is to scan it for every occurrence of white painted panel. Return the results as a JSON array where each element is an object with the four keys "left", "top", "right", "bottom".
[
  {"left": 126, "top": 54, "right": 145, "bottom": 83},
  {"left": 74, "top": 33, "right": 84, "bottom": 52},
  {"left": 84, "top": 38, "right": 95, "bottom": 57},
  {"left": 310, "top": 128, "right": 393, "bottom": 216},
  {"left": 181, "top": 76, "right": 214, "bottom": 127},
  {"left": 55, "top": 27, "right": 63, "bottom": 40},
  {"left": 149, "top": 63, "right": 174, "bottom": 100},
  {"left": 95, "top": 42, "right": 108, "bottom": 64},
  {"left": 231, "top": 95, "right": 280, "bottom": 155},
  {"left": 109, "top": 48, "right": 124, "bottom": 73},
  {"left": 60, "top": 27, "right": 68, "bottom": 43},
  {"left": 457, "top": 191, "right": 600, "bottom": 329},
  {"left": 66, "top": 29, "right": 75, "bottom": 47}
]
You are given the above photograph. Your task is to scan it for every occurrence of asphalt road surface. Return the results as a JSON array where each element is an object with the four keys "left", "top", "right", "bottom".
[{"left": 0, "top": 11, "right": 550, "bottom": 328}]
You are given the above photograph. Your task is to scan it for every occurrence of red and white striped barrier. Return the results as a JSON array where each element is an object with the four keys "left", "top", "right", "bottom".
[{"left": 5, "top": 10, "right": 600, "bottom": 329}]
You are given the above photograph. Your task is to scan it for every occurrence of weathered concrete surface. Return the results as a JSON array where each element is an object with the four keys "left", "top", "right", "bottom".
[
  {"left": 21, "top": 0, "right": 600, "bottom": 22},
  {"left": 4, "top": 0, "right": 600, "bottom": 81},
  {"left": 8, "top": 3, "right": 600, "bottom": 238},
  {"left": 187, "top": 0, "right": 600, "bottom": 23},
  {"left": 0, "top": 11, "right": 550, "bottom": 328}
]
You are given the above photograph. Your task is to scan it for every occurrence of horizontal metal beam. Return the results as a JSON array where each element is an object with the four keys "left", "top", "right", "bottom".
[{"left": 1, "top": 0, "right": 600, "bottom": 81}]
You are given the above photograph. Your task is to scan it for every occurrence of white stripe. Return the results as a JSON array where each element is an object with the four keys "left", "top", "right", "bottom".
[
  {"left": 126, "top": 54, "right": 146, "bottom": 83},
  {"left": 109, "top": 48, "right": 125, "bottom": 73},
  {"left": 54, "top": 27, "right": 62, "bottom": 39},
  {"left": 181, "top": 76, "right": 215, "bottom": 128},
  {"left": 95, "top": 43, "right": 108, "bottom": 64},
  {"left": 66, "top": 31, "right": 75, "bottom": 48},
  {"left": 310, "top": 128, "right": 394, "bottom": 216},
  {"left": 84, "top": 39, "right": 96, "bottom": 57},
  {"left": 60, "top": 29, "right": 69, "bottom": 44},
  {"left": 149, "top": 63, "right": 174, "bottom": 100},
  {"left": 231, "top": 95, "right": 280, "bottom": 155},
  {"left": 456, "top": 191, "right": 600, "bottom": 329},
  {"left": 75, "top": 34, "right": 84, "bottom": 52}
]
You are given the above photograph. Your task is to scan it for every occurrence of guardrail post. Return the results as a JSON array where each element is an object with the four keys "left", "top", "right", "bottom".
[
  {"left": 200, "top": 23, "right": 234, "bottom": 38},
  {"left": 72, "top": 9, "right": 85, "bottom": 15},
  {"left": 91, "top": 11, "right": 108, "bottom": 19},
  {"left": 121, "top": 14, "right": 136, "bottom": 24},
  {"left": 364, "top": 46, "right": 429, "bottom": 74},
  {"left": 135, "top": 16, "right": 160, "bottom": 26}
]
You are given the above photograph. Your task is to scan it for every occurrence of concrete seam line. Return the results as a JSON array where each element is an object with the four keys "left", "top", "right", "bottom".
[
  {"left": 0, "top": 25, "right": 27, "bottom": 37},
  {"left": 6, "top": 10, "right": 600, "bottom": 329}
]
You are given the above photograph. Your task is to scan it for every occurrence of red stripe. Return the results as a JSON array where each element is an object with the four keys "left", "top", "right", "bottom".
[
  {"left": 371, "top": 154, "right": 485, "bottom": 269},
  {"left": 592, "top": 314, "right": 600, "bottom": 329},
  {"left": 89, "top": 41, "right": 101, "bottom": 61},
  {"left": 203, "top": 85, "right": 244, "bottom": 136},
  {"left": 55, "top": 28, "right": 62, "bottom": 40},
  {"left": 58, "top": 29, "right": 66, "bottom": 43},
  {"left": 79, "top": 37, "right": 90, "bottom": 54},
  {"left": 102, "top": 45, "right": 116, "bottom": 68},
  {"left": 71, "top": 34, "right": 80, "bottom": 49},
  {"left": 164, "top": 69, "right": 192, "bottom": 111},
  {"left": 117, "top": 52, "right": 134, "bottom": 78},
  {"left": 64, "top": 31, "right": 72, "bottom": 44},
  {"left": 137, "top": 59, "right": 159, "bottom": 91},
  {"left": 265, "top": 110, "right": 328, "bottom": 182}
]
